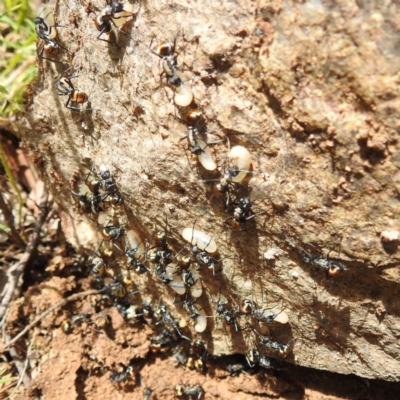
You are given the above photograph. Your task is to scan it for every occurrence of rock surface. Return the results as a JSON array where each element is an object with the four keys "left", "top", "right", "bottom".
[{"left": 16, "top": 0, "right": 400, "bottom": 381}]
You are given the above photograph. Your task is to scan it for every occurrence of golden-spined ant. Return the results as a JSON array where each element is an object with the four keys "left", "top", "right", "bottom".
[
  {"left": 109, "top": 364, "right": 135, "bottom": 383},
  {"left": 175, "top": 384, "right": 204, "bottom": 400},
  {"left": 150, "top": 25, "right": 195, "bottom": 106},
  {"left": 187, "top": 340, "right": 208, "bottom": 373},
  {"left": 61, "top": 312, "right": 91, "bottom": 334},
  {"left": 35, "top": 8, "right": 68, "bottom": 64},
  {"left": 84, "top": 164, "right": 123, "bottom": 206},
  {"left": 224, "top": 197, "right": 265, "bottom": 230},
  {"left": 245, "top": 348, "right": 284, "bottom": 370},
  {"left": 156, "top": 303, "right": 190, "bottom": 341},
  {"left": 180, "top": 296, "right": 207, "bottom": 333},
  {"left": 303, "top": 252, "right": 373, "bottom": 279},
  {"left": 150, "top": 24, "right": 184, "bottom": 79},
  {"left": 100, "top": 224, "right": 125, "bottom": 242},
  {"left": 55, "top": 70, "right": 93, "bottom": 112},
  {"left": 70, "top": 189, "right": 103, "bottom": 215},
  {"left": 240, "top": 297, "right": 289, "bottom": 324},
  {"left": 253, "top": 329, "right": 295, "bottom": 358},
  {"left": 150, "top": 328, "right": 178, "bottom": 353},
  {"left": 208, "top": 286, "right": 242, "bottom": 332},
  {"left": 204, "top": 140, "right": 253, "bottom": 206},
  {"left": 124, "top": 242, "right": 150, "bottom": 275},
  {"left": 93, "top": 0, "right": 138, "bottom": 43}
]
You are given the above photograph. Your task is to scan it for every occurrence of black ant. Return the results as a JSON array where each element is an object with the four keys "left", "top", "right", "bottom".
[
  {"left": 156, "top": 304, "right": 190, "bottom": 341},
  {"left": 97, "top": 165, "right": 123, "bottom": 205},
  {"left": 150, "top": 328, "right": 178, "bottom": 353},
  {"left": 55, "top": 71, "right": 93, "bottom": 111},
  {"left": 143, "top": 388, "right": 153, "bottom": 400},
  {"left": 303, "top": 252, "right": 372, "bottom": 279},
  {"left": 85, "top": 164, "right": 123, "bottom": 205},
  {"left": 70, "top": 189, "right": 104, "bottom": 215},
  {"left": 209, "top": 287, "right": 242, "bottom": 332},
  {"left": 93, "top": 0, "right": 136, "bottom": 43},
  {"left": 62, "top": 312, "right": 91, "bottom": 333},
  {"left": 88, "top": 253, "right": 106, "bottom": 278},
  {"left": 148, "top": 220, "right": 174, "bottom": 267},
  {"left": 70, "top": 190, "right": 92, "bottom": 215},
  {"left": 101, "top": 278, "right": 127, "bottom": 298},
  {"left": 253, "top": 329, "right": 294, "bottom": 358},
  {"left": 226, "top": 361, "right": 248, "bottom": 377},
  {"left": 116, "top": 301, "right": 142, "bottom": 321},
  {"left": 100, "top": 224, "right": 125, "bottom": 242},
  {"left": 239, "top": 290, "right": 287, "bottom": 324},
  {"left": 150, "top": 24, "right": 185, "bottom": 79},
  {"left": 125, "top": 242, "right": 150, "bottom": 274},
  {"left": 187, "top": 340, "right": 207, "bottom": 373},
  {"left": 34, "top": 9, "right": 68, "bottom": 64},
  {"left": 109, "top": 365, "right": 134, "bottom": 383},
  {"left": 175, "top": 384, "right": 204, "bottom": 400},
  {"left": 181, "top": 296, "right": 202, "bottom": 319},
  {"left": 224, "top": 197, "right": 264, "bottom": 230},
  {"left": 181, "top": 269, "right": 198, "bottom": 291},
  {"left": 245, "top": 349, "right": 284, "bottom": 370}
]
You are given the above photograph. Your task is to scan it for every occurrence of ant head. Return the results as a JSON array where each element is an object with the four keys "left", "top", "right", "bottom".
[{"left": 34, "top": 17, "right": 45, "bottom": 25}]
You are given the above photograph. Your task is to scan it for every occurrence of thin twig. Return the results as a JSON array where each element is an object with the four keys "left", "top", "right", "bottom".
[
  {"left": 0, "top": 192, "right": 25, "bottom": 249},
  {"left": 3, "top": 289, "right": 100, "bottom": 349},
  {"left": 5, "top": 334, "right": 31, "bottom": 388},
  {"left": 0, "top": 143, "right": 24, "bottom": 229},
  {"left": 0, "top": 191, "right": 49, "bottom": 322},
  {"left": 16, "top": 332, "right": 35, "bottom": 389}
]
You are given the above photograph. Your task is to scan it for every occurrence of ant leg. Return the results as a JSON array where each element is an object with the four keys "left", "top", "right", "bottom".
[{"left": 97, "top": 28, "right": 113, "bottom": 43}]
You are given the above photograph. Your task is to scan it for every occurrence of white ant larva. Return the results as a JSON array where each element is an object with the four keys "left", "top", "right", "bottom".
[
  {"left": 166, "top": 264, "right": 186, "bottom": 294},
  {"left": 111, "top": 2, "right": 136, "bottom": 28},
  {"left": 181, "top": 227, "right": 217, "bottom": 253},
  {"left": 126, "top": 229, "right": 145, "bottom": 257},
  {"left": 196, "top": 139, "right": 217, "bottom": 171},
  {"left": 169, "top": 276, "right": 186, "bottom": 295},
  {"left": 194, "top": 307, "right": 207, "bottom": 333},
  {"left": 97, "top": 211, "right": 109, "bottom": 225},
  {"left": 169, "top": 71, "right": 193, "bottom": 107},
  {"left": 229, "top": 145, "right": 251, "bottom": 183},
  {"left": 265, "top": 306, "right": 289, "bottom": 324},
  {"left": 190, "top": 270, "right": 202, "bottom": 298}
]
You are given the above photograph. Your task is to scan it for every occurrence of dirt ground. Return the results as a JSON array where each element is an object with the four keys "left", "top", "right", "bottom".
[{"left": 1, "top": 245, "right": 399, "bottom": 400}]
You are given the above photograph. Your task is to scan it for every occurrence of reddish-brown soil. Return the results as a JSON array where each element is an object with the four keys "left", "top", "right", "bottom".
[{"left": 2, "top": 252, "right": 399, "bottom": 400}]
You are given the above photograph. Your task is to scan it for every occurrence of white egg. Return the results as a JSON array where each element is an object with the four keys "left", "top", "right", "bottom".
[
  {"left": 229, "top": 145, "right": 251, "bottom": 182},
  {"left": 197, "top": 139, "right": 217, "bottom": 171},
  {"left": 182, "top": 228, "right": 217, "bottom": 253},
  {"left": 126, "top": 230, "right": 145, "bottom": 256},
  {"left": 194, "top": 308, "right": 207, "bottom": 333}
]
